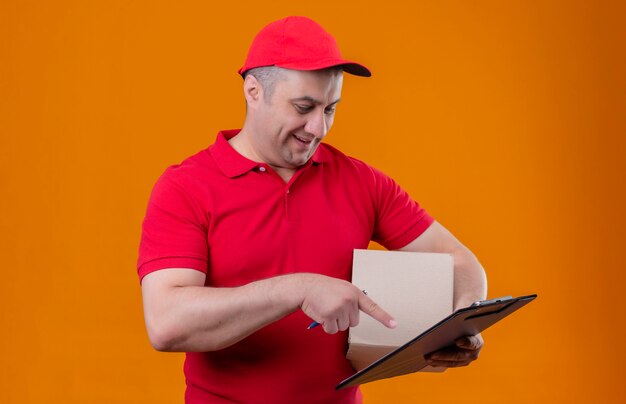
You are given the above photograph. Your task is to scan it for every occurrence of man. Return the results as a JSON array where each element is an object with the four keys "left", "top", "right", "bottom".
[{"left": 138, "top": 16, "right": 487, "bottom": 404}]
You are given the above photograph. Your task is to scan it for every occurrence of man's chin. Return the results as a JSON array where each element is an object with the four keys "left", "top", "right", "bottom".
[
  {"left": 287, "top": 158, "right": 310, "bottom": 168},
  {"left": 285, "top": 149, "right": 315, "bottom": 167}
]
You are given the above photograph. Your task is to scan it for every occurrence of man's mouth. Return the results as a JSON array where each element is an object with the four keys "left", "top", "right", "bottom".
[{"left": 293, "top": 134, "right": 313, "bottom": 145}]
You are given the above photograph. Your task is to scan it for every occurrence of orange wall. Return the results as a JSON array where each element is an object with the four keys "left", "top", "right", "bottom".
[{"left": 1, "top": 1, "right": 624, "bottom": 403}]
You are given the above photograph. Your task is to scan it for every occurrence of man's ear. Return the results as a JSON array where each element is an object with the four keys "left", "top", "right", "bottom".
[{"left": 243, "top": 74, "right": 263, "bottom": 108}]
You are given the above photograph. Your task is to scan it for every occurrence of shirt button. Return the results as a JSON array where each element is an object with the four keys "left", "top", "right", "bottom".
[{"left": 259, "top": 166, "right": 266, "bottom": 172}]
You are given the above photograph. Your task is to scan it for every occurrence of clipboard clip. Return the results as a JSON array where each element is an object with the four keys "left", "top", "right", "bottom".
[{"left": 470, "top": 296, "right": 513, "bottom": 307}]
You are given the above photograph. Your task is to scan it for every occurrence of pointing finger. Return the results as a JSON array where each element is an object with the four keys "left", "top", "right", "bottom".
[{"left": 358, "top": 294, "right": 397, "bottom": 329}]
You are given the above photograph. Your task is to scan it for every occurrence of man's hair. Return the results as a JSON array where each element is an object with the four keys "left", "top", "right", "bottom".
[
  {"left": 242, "top": 66, "right": 343, "bottom": 103},
  {"left": 242, "top": 66, "right": 286, "bottom": 102}
]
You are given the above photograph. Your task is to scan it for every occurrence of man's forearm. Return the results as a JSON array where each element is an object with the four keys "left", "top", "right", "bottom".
[
  {"left": 397, "top": 221, "right": 488, "bottom": 310},
  {"left": 141, "top": 270, "right": 394, "bottom": 352},
  {"left": 142, "top": 272, "right": 304, "bottom": 352},
  {"left": 450, "top": 245, "right": 487, "bottom": 310}
]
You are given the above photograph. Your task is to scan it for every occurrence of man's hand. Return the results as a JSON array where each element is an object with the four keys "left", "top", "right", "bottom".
[
  {"left": 298, "top": 274, "right": 397, "bottom": 334},
  {"left": 425, "top": 333, "right": 483, "bottom": 368}
]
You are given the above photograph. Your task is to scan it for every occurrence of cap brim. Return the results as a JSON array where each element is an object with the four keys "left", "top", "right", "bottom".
[
  {"left": 338, "top": 62, "right": 371, "bottom": 77},
  {"left": 276, "top": 59, "right": 372, "bottom": 77},
  {"left": 239, "top": 60, "right": 371, "bottom": 77}
]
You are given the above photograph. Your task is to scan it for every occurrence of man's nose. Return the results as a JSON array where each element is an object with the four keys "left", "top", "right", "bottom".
[{"left": 304, "top": 109, "right": 327, "bottom": 139}]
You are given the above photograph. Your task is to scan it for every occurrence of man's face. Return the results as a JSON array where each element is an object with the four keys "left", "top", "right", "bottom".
[{"left": 250, "top": 68, "right": 343, "bottom": 170}]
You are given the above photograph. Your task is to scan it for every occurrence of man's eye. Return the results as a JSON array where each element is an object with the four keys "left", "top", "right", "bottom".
[
  {"left": 324, "top": 107, "right": 336, "bottom": 115},
  {"left": 295, "top": 105, "right": 313, "bottom": 113}
]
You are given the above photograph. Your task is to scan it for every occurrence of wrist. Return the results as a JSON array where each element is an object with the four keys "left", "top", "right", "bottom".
[{"left": 265, "top": 273, "right": 316, "bottom": 312}]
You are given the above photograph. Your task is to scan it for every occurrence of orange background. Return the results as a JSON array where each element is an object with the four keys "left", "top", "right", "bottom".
[{"left": 1, "top": 1, "right": 625, "bottom": 403}]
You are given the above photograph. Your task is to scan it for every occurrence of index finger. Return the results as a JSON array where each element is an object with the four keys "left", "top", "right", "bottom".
[{"left": 358, "top": 294, "right": 397, "bottom": 329}]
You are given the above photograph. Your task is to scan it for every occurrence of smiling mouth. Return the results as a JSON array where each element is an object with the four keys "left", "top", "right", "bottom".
[{"left": 293, "top": 134, "right": 313, "bottom": 145}]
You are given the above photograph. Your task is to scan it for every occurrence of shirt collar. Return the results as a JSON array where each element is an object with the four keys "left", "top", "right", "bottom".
[
  {"left": 311, "top": 142, "right": 329, "bottom": 164},
  {"left": 210, "top": 130, "right": 328, "bottom": 178},
  {"left": 210, "top": 130, "right": 258, "bottom": 178}
]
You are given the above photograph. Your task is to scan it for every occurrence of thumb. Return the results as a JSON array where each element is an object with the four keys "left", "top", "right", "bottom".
[{"left": 358, "top": 294, "right": 397, "bottom": 329}]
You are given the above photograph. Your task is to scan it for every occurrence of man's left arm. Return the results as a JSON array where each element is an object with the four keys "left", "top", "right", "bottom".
[{"left": 398, "top": 220, "right": 488, "bottom": 368}]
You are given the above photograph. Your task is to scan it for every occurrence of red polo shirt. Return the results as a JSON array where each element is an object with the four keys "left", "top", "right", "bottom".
[{"left": 138, "top": 130, "right": 434, "bottom": 403}]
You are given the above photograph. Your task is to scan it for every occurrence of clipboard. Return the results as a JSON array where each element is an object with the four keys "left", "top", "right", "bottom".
[{"left": 336, "top": 294, "right": 537, "bottom": 389}]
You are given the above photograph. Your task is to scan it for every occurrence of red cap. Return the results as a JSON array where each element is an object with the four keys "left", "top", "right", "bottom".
[{"left": 238, "top": 16, "right": 371, "bottom": 77}]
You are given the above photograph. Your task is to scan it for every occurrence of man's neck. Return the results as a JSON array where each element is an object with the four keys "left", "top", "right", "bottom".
[{"left": 228, "top": 129, "right": 297, "bottom": 183}]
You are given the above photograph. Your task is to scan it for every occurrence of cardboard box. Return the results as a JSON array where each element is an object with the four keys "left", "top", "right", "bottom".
[{"left": 347, "top": 249, "right": 454, "bottom": 371}]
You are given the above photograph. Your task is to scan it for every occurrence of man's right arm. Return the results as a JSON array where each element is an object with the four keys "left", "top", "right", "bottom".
[{"left": 141, "top": 268, "right": 396, "bottom": 352}]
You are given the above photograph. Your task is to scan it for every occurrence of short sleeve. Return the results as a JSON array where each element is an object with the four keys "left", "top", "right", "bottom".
[
  {"left": 137, "top": 171, "right": 209, "bottom": 282},
  {"left": 365, "top": 165, "right": 434, "bottom": 249}
]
